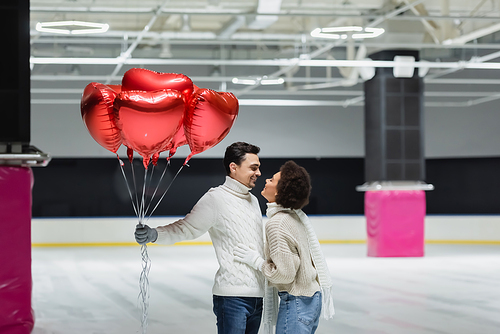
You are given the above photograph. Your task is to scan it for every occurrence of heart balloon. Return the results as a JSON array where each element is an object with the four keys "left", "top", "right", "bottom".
[
  {"left": 80, "top": 69, "right": 239, "bottom": 167},
  {"left": 167, "top": 125, "right": 188, "bottom": 160},
  {"left": 121, "top": 68, "right": 194, "bottom": 102},
  {"left": 183, "top": 88, "right": 239, "bottom": 164},
  {"left": 114, "top": 89, "right": 186, "bottom": 168},
  {"left": 106, "top": 84, "right": 122, "bottom": 94},
  {"left": 81, "top": 82, "right": 122, "bottom": 153}
]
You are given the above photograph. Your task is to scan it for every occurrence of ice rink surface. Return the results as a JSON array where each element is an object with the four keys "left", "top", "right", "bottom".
[{"left": 31, "top": 243, "right": 500, "bottom": 334}]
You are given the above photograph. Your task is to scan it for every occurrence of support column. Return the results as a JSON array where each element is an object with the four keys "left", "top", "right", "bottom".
[
  {"left": 0, "top": 167, "right": 34, "bottom": 333},
  {"left": 0, "top": 1, "right": 30, "bottom": 147},
  {"left": 358, "top": 49, "right": 432, "bottom": 257},
  {"left": 0, "top": 2, "right": 49, "bottom": 332},
  {"left": 365, "top": 190, "right": 426, "bottom": 257}
]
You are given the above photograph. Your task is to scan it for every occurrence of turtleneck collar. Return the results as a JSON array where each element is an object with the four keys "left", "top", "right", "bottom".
[
  {"left": 221, "top": 176, "right": 252, "bottom": 198},
  {"left": 266, "top": 202, "right": 293, "bottom": 218}
]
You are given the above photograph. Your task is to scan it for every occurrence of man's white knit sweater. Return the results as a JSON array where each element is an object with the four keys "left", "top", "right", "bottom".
[{"left": 155, "top": 176, "right": 265, "bottom": 297}]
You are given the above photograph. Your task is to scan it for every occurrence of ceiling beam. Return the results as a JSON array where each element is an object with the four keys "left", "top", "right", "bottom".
[
  {"left": 29, "top": 74, "right": 500, "bottom": 86},
  {"left": 29, "top": 56, "right": 500, "bottom": 71},
  {"left": 29, "top": 33, "right": 500, "bottom": 50},
  {"left": 30, "top": 97, "right": 498, "bottom": 108},
  {"left": 217, "top": 16, "right": 246, "bottom": 39},
  {"left": 30, "top": 6, "right": 500, "bottom": 21},
  {"left": 105, "top": 0, "right": 171, "bottom": 83}
]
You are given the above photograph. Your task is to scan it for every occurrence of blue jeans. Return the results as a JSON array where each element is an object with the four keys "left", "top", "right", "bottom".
[
  {"left": 276, "top": 291, "right": 322, "bottom": 334},
  {"left": 213, "top": 295, "right": 263, "bottom": 334}
]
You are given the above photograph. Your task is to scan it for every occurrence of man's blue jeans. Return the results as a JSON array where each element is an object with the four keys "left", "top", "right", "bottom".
[
  {"left": 213, "top": 295, "right": 263, "bottom": 334},
  {"left": 276, "top": 291, "right": 322, "bottom": 334}
]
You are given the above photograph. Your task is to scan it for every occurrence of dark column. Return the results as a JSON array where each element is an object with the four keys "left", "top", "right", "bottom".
[
  {"left": 0, "top": 1, "right": 30, "bottom": 154},
  {"left": 0, "top": 2, "right": 36, "bottom": 333},
  {"left": 360, "top": 49, "right": 429, "bottom": 258},
  {"left": 364, "top": 49, "right": 425, "bottom": 182}
]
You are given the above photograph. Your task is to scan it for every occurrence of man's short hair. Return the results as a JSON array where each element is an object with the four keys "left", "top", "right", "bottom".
[
  {"left": 223, "top": 142, "right": 260, "bottom": 175},
  {"left": 276, "top": 160, "right": 312, "bottom": 210}
]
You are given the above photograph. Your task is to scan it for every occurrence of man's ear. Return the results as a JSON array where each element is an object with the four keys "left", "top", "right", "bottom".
[{"left": 229, "top": 162, "right": 237, "bottom": 173}]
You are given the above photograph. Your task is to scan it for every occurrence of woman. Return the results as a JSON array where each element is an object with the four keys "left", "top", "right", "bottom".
[{"left": 234, "top": 160, "right": 334, "bottom": 334}]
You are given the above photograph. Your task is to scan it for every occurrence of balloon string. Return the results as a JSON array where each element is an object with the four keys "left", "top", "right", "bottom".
[
  {"left": 119, "top": 156, "right": 156, "bottom": 334},
  {"left": 143, "top": 160, "right": 170, "bottom": 217},
  {"left": 138, "top": 243, "right": 151, "bottom": 334},
  {"left": 118, "top": 157, "right": 151, "bottom": 333},
  {"left": 130, "top": 159, "right": 140, "bottom": 214},
  {"left": 139, "top": 167, "right": 148, "bottom": 223},
  {"left": 147, "top": 164, "right": 156, "bottom": 206},
  {"left": 138, "top": 165, "right": 150, "bottom": 334},
  {"left": 146, "top": 164, "right": 185, "bottom": 222},
  {"left": 129, "top": 158, "right": 151, "bottom": 334},
  {"left": 143, "top": 163, "right": 156, "bottom": 214},
  {"left": 118, "top": 159, "right": 139, "bottom": 217},
  {"left": 122, "top": 157, "right": 182, "bottom": 334},
  {"left": 137, "top": 167, "right": 151, "bottom": 334}
]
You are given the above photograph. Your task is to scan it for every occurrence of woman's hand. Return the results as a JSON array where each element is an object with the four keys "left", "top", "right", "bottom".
[{"left": 233, "top": 243, "right": 265, "bottom": 271}]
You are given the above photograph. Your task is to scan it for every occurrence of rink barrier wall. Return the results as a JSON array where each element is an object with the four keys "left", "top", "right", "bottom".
[
  {"left": 31, "top": 215, "right": 500, "bottom": 247},
  {"left": 31, "top": 157, "right": 500, "bottom": 217}
]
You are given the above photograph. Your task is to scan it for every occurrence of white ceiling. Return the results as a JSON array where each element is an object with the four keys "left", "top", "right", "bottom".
[{"left": 29, "top": 0, "right": 500, "bottom": 107}]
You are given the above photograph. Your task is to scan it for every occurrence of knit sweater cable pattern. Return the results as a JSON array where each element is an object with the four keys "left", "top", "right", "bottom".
[
  {"left": 261, "top": 203, "right": 335, "bottom": 332},
  {"left": 155, "top": 176, "right": 265, "bottom": 297},
  {"left": 262, "top": 209, "right": 320, "bottom": 297}
]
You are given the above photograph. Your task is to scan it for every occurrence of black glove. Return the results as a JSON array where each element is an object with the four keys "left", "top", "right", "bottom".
[{"left": 134, "top": 224, "right": 158, "bottom": 244}]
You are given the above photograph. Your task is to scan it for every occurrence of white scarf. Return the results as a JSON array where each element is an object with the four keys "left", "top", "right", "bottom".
[{"left": 261, "top": 203, "right": 335, "bottom": 333}]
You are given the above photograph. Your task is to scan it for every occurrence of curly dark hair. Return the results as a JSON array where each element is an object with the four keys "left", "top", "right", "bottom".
[
  {"left": 223, "top": 142, "right": 260, "bottom": 175},
  {"left": 275, "top": 160, "right": 311, "bottom": 210}
]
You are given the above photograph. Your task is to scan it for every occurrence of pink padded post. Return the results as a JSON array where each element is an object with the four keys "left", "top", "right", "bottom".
[
  {"left": 0, "top": 166, "right": 35, "bottom": 333},
  {"left": 365, "top": 190, "right": 426, "bottom": 257}
]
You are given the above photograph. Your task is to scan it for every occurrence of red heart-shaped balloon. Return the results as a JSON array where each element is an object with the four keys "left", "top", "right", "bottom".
[
  {"left": 167, "top": 125, "right": 188, "bottom": 160},
  {"left": 114, "top": 89, "right": 185, "bottom": 168},
  {"left": 122, "top": 68, "right": 194, "bottom": 102},
  {"left": 81, "top": 82, "right": 122, "bottom": 153},
  {"left": 184, "top": 88, "right": 239, "bottom": 164}
]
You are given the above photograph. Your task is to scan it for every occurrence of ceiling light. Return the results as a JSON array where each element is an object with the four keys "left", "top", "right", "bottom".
[
  {"left": 311, "top": 26, "right": 385, "bottom": 40},
  {"left": 35, "top": 21, "right": 109, "bottom": 35},
  {"left": 261, "top": 77, "right": 285, "bottom": 85},
  {"left": 232, "top": 78, "right": 258, "bottom": 85},
  {"left": 232, "top": 76, "right": 284, "bottom": 85}
]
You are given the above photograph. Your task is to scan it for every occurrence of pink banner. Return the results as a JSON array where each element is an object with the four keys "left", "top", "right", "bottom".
[
  {"left": 365, "top": 190, "right": 425, "bottom": 257},
  {"left": 0, "top": 166, "right": 35, "bottom": 333}
]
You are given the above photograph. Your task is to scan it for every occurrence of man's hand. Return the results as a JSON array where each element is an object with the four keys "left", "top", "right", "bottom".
[
  {"left": 233, "top": 243, "right": 264, "bottom": 271},
  {"left": 134, "top": 224, "right": 158, "bottom": 244}
]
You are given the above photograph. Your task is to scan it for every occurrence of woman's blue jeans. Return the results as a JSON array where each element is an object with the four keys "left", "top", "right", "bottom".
[
  {"left": 276, "top": 291, "right": 322, "bottom": 334},
  {"left": 212, "top": 295, "right": 263, "bottom": 334}
]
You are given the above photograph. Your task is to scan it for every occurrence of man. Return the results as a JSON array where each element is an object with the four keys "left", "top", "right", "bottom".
[{"left": 135, "top": 142, "right": 264, "bottom": 334}]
